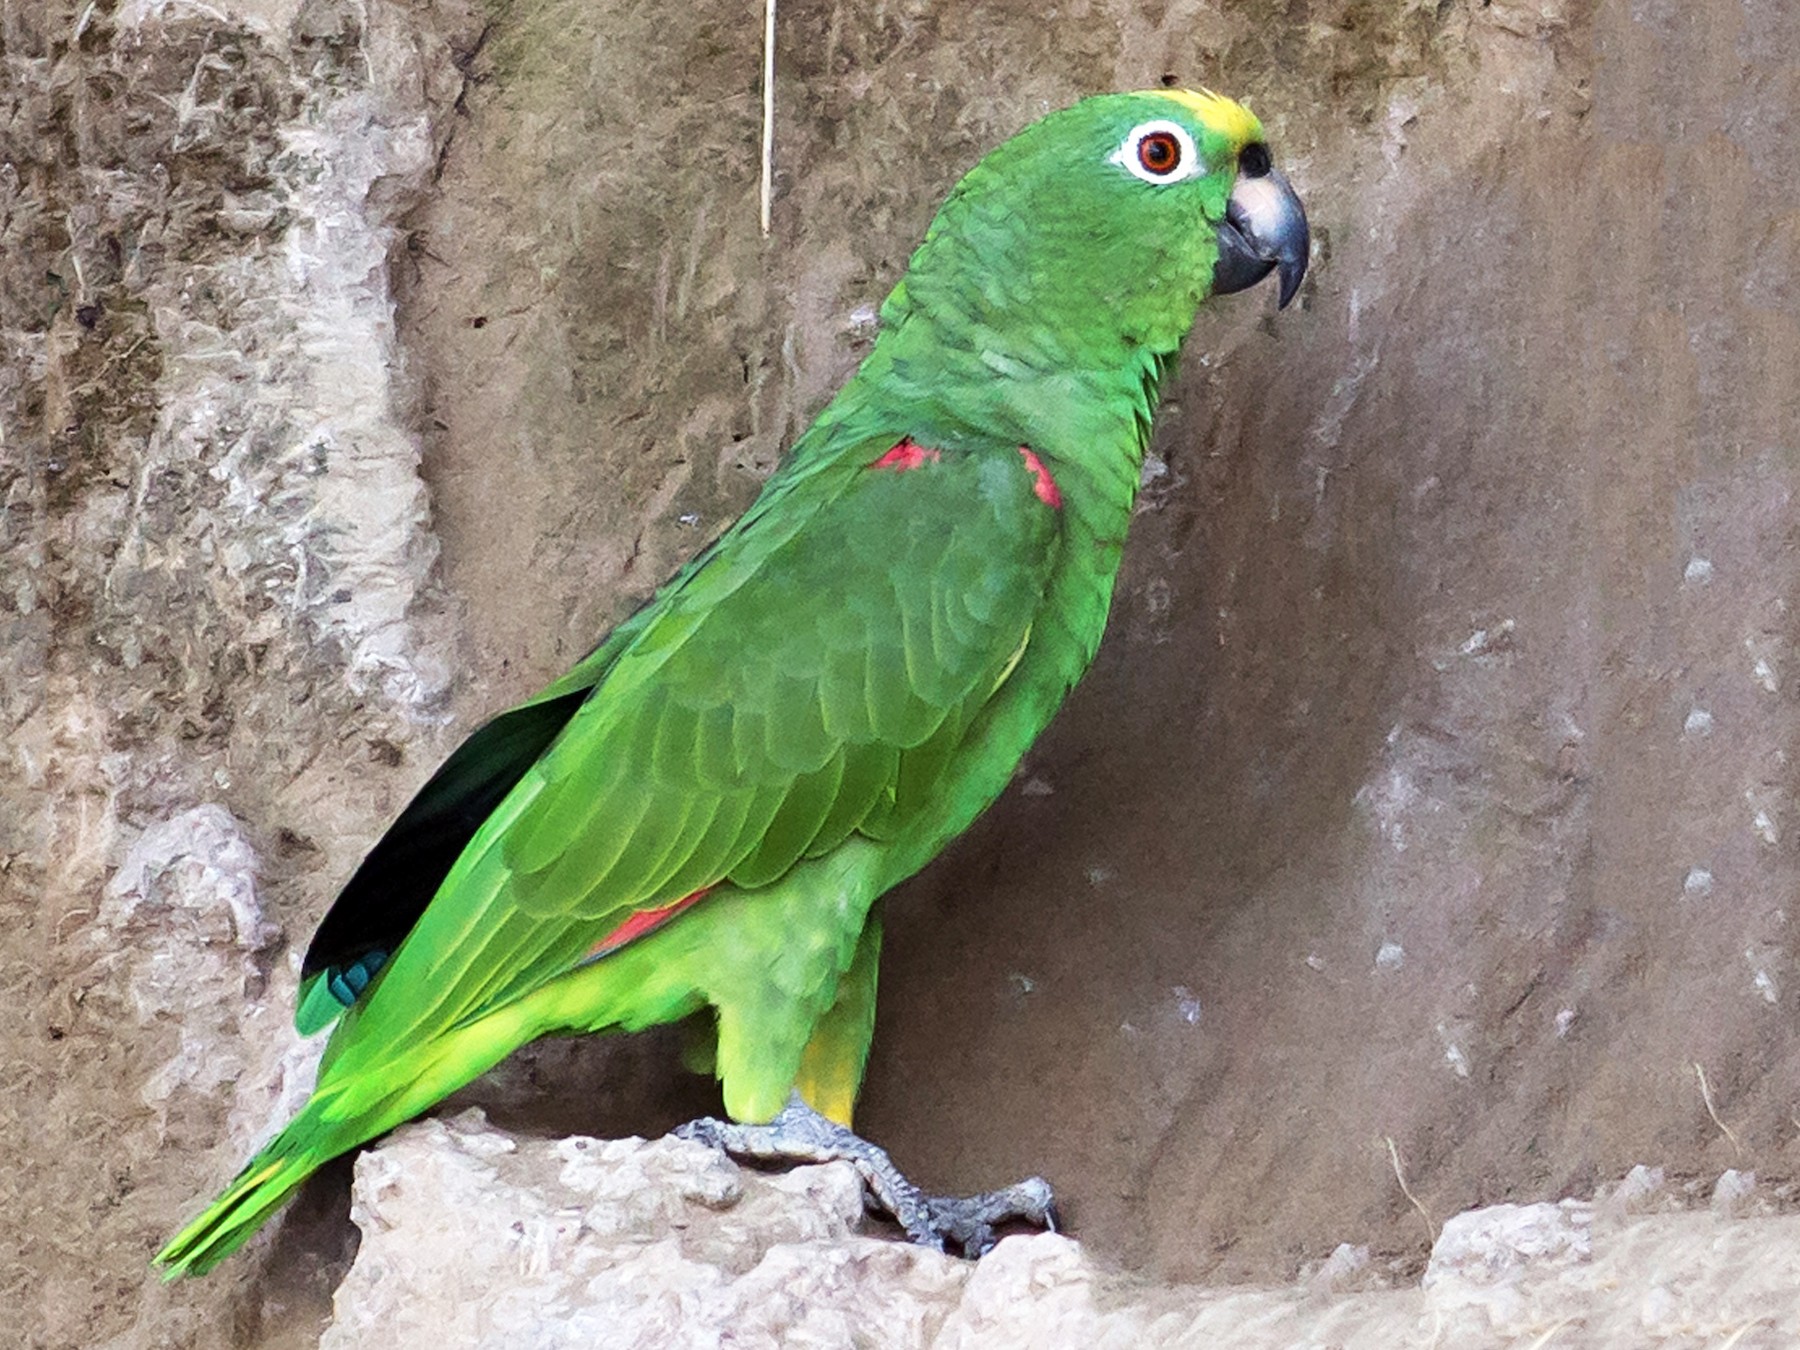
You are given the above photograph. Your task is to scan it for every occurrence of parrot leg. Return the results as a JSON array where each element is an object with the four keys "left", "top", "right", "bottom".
[{"left": 674, "top": 1093, "right": 1056, "bottom": 1257}]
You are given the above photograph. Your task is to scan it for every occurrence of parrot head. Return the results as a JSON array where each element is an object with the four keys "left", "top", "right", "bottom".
[{"left": 885, "top": 89, "right": 1309, "bottom": 361}]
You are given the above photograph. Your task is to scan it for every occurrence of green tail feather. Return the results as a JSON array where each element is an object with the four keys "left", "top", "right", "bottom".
[
  {"left": 156, "top": 1062, "right": 425, "bottom": 1278},
  {"left": 153, "top": 1124, "right": 323, "bottom": 1278},
  {"left": 156, "top": 988, "right": 560, "bottom": 1276}
]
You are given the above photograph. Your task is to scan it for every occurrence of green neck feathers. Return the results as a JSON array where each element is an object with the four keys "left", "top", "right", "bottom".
[{"left": 800, "top": 91, "right": 1258, "bottom": 485}]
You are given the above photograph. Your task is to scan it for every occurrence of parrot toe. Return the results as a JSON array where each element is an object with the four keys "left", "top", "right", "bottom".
[
  {"left": 673, "top": 1094, "right": 1056, "bottom": 1257},
  {"left": 919, "top": 1175, "right": 1058, "bottom": 1256}
]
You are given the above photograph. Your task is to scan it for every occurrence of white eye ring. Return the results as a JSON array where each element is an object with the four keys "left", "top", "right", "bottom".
[{"left": 1109, "top": 119, "right": 1205, "bottom": 185}]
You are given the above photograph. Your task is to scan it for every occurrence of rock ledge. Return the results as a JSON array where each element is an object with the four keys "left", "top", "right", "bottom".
[{"left": 324, "top": 1113, "right": 1800, "bottom": 1349}]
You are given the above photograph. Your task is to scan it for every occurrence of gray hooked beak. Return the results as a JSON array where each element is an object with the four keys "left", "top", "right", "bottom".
[{"left": 1212, "top": 163, "right": 1310, "bottom": 309}]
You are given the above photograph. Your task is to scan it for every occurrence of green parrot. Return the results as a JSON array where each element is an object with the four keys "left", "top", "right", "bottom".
[{"left": 156, "top": 87, "right": 1307, "bottom": 1277}]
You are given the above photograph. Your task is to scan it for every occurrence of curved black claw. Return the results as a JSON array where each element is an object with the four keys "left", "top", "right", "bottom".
[
  {"left": 673, "top": 1094, "right": 1057, "bottom": 1258},
  {"left": 922, "top": 1176, "right": 1057, "bottom": 1257}
]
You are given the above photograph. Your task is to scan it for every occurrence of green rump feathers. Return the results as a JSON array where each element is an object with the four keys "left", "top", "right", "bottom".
[{"left": 156, "top": 89, "right": 1306, "bottom": 1277}]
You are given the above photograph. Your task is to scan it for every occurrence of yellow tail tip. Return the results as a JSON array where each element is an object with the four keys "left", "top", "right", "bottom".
[{"left": 153, "top": 1156, "right": 304, "bottom": 1279}]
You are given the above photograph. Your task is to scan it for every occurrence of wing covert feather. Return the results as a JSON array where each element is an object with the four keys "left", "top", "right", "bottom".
[{"left": 329, "top": 440, "right": 1064, "bottom": 1059}]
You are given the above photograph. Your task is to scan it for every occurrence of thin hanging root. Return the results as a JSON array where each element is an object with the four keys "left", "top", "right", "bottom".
[
  {"left": 1693, "top": 1061, "right": 1745, "bottom": 1158},
  {"left": 1384, "top": 1135, "right": 1437, "bottom": 1245},
  {"left": 760, "top": 0, "right": 776, "bottom": 235}
]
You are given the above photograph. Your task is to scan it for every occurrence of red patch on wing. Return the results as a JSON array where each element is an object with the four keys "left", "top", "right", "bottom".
[
  {"left": 583, "top": 888, "right": 711, "bottom": 965},
  {"left": 1018, "top": 447, "right": 1062, "bottom": 509},
  {"left": 868, "top": 438, "right": 941, "bottom": 472}
]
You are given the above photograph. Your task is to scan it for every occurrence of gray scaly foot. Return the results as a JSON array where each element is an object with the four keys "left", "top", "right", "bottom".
[{"left": 674, "top": 1093, "right": 1056, "bottom": 1257}]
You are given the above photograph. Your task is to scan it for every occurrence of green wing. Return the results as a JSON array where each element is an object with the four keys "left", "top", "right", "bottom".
[
  {"left": 318, "top": 436, "right": 1064, "bottom": 1074},
  {"left": 296, "top": 455, "right": 848, "bottom": 1032},
  {"left": 295, "top": 629, "right": 643, "bottom": 1034}
]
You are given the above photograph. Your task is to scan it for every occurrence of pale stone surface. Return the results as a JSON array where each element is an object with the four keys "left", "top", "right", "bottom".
[
  {"left": 98, "top": 804, "right": 319, "bottom": 1154},
  {"left": 1424, "top": 1200, "right": 1593, "bottom": 1288},
  {"left": 324, "top": 1117, "right": 1800, "bottom": 1350},
  {"left": 322, "top": 1112, "right": 969, "bottom": 1350}
]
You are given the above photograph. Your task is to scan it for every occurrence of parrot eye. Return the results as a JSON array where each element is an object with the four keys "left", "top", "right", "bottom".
[
  {"left": 1110, "top": 120, "right": 1204, "bottom": 185},
  {"left": 1138, "top": 131, "right": 1180, "bottom": 174}
]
